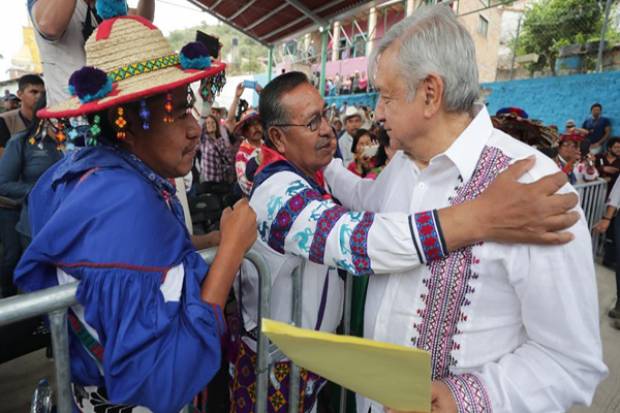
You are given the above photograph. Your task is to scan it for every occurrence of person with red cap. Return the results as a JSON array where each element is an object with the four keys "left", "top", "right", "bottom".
[{"left": 555, "top": 133, "right": 599, "bottom": 185}]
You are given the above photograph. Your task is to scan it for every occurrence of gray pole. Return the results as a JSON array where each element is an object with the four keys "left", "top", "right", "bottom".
[
  {"left": 287, "top": 264, "right": 304, "bottom": 413},
  {"left": 597, "top": 0, "right": 613, "bottom": 73},
  {"left": 48, "top": 310, "right": 72, "bottom": 413},
  {"left": 510, "top": 16, "right": 522, "bottom": 80}
]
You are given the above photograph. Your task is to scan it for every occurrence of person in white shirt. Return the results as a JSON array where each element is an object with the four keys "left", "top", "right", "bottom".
[
  {"left": 234, "top": 61, "right": 588, "bottom": 411},
  {"left": 594, "top": 178, "right": 620, "bottom": 329},
  {"left": 338, "top": 106, "right": 363, "bottom": 165},
  {"left": 324, "top": 5, "right": 606, "bottom": 412}
]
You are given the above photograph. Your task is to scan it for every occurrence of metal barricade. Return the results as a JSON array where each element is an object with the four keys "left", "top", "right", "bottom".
[
  {"left": 574, "top": 179, "right": 608, "bottom": 254},
  {"left": 0, "top": 248, "right": 271, "bottom": 413}
]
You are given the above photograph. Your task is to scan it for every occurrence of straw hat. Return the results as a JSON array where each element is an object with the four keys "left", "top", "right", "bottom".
[
  {"left": 343, "top": 106, "right": 362, "bottom": 122},
  {"left": 234, "top": 109, "right": 261, "bottom": 135},
  {"left": 38, "top": 4, "right": 225, "bottom": 119}
]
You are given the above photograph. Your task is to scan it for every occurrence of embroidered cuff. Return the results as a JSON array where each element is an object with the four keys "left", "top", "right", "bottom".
[
  {"left": 410, "top": 210, "right": 448, "bottom": 263},
  {"left": 442, "top": 373, "right": 493, "bottom": 413}
]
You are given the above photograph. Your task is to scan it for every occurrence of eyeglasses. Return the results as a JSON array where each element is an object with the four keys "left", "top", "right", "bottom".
[{"left": 272, "top": 113, "right": 326, "bottom": 133}]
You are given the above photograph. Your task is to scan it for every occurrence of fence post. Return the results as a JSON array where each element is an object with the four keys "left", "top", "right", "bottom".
[
  {"left": 339, "top": 273, "right": 354, "bottom": 413},
  {"left": 245, "top": 250, "right": 272, "bottom": 413},
  {"left": 48, "top": 310, "right": 72, "bottom": 413},
  {"left": 288, "top": 264, "right": 304, "bottom": 413}
]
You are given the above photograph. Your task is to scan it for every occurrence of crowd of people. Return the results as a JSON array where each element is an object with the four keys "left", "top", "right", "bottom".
[{"left": 0, "top": 1, "right": 614, "bottom": 413}]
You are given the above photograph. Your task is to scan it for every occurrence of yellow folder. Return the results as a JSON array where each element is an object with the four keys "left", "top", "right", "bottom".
[{"left": 261, "top": 318, "right": 432, "bottom": 412}]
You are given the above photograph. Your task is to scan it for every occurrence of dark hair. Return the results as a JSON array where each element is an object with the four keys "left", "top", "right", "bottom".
[
  {"left": 374, "top": 127, "right": 390, "bottom": 167},
  {"left": 22, "top": 93, "right": 47, "bottom": 140},
  {"left": 18, "top": 74, "right": 44, "bottom": 91},
  {"left": 259, "top": 71, "right": 310, "bottom": 130},
  {"left": 609, "top": 137, "right": 620, "bottom": 147},
  {"left": 591, "top": 103, "right": 602, "bottom": 111},
  {"left": 350, "top": 128, "right": 376, "bottom": 154}
]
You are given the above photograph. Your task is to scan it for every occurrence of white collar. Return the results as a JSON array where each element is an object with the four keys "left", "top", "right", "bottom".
[{"left": 428, "top": 104, "right": 493, "bottom": 182}]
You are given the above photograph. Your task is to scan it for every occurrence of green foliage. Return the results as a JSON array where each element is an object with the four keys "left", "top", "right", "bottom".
[
  {"left": 167, "top": 22, "right": 268, "bottom": 76},
  {"left": 517, "top": 0, "right": 609, "bottom": 76}
]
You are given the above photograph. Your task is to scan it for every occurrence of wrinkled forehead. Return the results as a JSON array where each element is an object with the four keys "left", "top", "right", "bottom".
[{"left": 282, "top": 83, "right": 323, "bottom": 121}]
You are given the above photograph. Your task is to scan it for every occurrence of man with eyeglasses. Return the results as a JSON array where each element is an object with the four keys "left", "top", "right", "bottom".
[{"left": 227, "top": 71, "right": 583, "bottom": 413}]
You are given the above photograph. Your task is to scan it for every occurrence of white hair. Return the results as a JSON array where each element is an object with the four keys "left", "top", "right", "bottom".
[{"left": 369, "top": 4, "right": 479, "bottom": 113}]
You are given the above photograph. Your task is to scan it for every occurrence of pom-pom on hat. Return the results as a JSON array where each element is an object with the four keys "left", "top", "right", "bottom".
[
  {"left": 496, "top": 107, "right": 529, "bottom": 119},
  {"left": 38, "top": 0, "right": 225, "bottom": 119}
]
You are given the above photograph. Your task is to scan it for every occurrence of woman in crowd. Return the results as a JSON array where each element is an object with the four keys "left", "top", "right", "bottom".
[
  {"left": 346, "top": 128, "right": 379, "bottom": 179},
  {"left": 200, "top": 114, "right": 236, "bottom": 192}
]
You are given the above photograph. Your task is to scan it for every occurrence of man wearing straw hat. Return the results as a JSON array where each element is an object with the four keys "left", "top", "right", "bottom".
[{"left": 14, "top": 3, "right": 256, "bottom": 412}]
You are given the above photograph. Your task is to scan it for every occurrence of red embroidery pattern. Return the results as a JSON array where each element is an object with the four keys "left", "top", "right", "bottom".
[
  {"left": 413, "top": 146, "right": 511, "bottom": 382},
  {"left": 414, "top": 210, "right": 445, "bottom": 262},
  {"left": 443, "top": 374, "right": 493, "bottom": 413}
]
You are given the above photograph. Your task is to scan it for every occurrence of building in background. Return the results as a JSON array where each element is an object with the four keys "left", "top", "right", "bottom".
[
  {"left": 275, "top": 0, "right": 506, "bottom": 84},
  {"left": 6, "top": 26, "right": 42, "bottom": 80}
]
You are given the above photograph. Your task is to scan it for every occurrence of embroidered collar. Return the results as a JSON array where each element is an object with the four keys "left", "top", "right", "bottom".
[
  {"left": 112, "top": 146, "right": 176, "bottom": 201},
  {"left": 253, "top": 145, "right": 327, "bottom": 196}
]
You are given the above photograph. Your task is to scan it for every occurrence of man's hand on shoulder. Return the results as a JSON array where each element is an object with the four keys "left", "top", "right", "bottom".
[
  {"left": 438, "top": 156, "right": 580, "bottom": 252},
  {"left": 473, "top": 156, "right": 579, "bottom": 245}
]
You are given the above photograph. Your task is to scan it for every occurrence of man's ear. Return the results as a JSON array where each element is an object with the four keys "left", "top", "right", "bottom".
[
  {"left": 268, "top": 127, "right": 286, "bottom": 154},
  {"left": 422, "top": 73, "right": 444, "bottom": 119}
]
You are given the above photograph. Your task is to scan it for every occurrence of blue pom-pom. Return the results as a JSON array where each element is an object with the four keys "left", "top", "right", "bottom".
[
  {"left": 96, "top": 0, "right": 128, "bottom": 20},
  {"left": 180, "top": 42, "right": 212, "bottom": 70},
  {"left": 68, "top": 66, "right": 113, "bottom": 103}
]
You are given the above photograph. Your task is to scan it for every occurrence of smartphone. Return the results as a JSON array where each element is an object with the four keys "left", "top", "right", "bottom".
[{"left": 243, "top": 80, "right": 258, "bottom": 90}]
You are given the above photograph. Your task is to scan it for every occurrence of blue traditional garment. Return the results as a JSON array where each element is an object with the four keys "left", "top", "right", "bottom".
[{"left": 14, "top": 145, "right": 226, "bottom": 413}]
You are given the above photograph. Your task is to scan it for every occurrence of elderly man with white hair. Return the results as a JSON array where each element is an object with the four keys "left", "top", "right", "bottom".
[{"left": 324, "top": 5, "right": 607, "bottom": 413}]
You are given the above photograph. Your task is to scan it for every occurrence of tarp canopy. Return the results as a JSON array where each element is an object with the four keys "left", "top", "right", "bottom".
[{"left": 187, "top": 0, "right": 375, "bottom": 46}]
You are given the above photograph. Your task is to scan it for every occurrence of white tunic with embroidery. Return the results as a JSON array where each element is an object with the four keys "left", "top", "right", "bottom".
[
  {"left": 324, "top": 106, "right": 607, "bottom": 413},
  {"left": 241, "top": 150, "right": 448, "bottom": 340}
]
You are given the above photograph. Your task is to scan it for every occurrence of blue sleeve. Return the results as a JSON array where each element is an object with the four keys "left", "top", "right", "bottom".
[
  {"left": 71, "top": 252, "right": 226, "bottom": 413},
  {"left": 0, "top": 135, "right": 32, "bottom": 199}
]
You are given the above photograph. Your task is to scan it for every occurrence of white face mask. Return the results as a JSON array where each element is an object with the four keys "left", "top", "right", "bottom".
[{"left": 362, "top": 144, "right": 379, "bottom": 158}]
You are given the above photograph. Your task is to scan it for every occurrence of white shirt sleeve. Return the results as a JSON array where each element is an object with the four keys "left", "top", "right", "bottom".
[
  {"left": 323, "top": 158, "right": 380, "bottom": 211},
  {"left": 250, "top": 170, "right": 448, "bottom": 276},
  {"left": 443, "top": 210, "right": 607, "bottom": 412},
  {"left": 607, "top": 177, "right": 620, "bottom": 208}
]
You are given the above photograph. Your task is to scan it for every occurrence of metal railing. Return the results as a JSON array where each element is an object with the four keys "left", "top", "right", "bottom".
[
  {"left": 575, "top": 179, "right": 608, "bottom": 254},
  {"left": 0, "top": 249, "right": 273, "bottom": 413}
]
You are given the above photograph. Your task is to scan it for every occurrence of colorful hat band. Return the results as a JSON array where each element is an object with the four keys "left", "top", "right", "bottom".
[{"left": 107, "top": 53, "right": 181, "bottom": 82}]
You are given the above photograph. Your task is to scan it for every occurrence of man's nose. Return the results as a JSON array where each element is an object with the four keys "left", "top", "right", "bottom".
[
  {"left": 375, "top": 98, "right": 385, "bottom": 122},
  {"left": 187, "top": 116, "right": 200, "bottom": 140}
]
